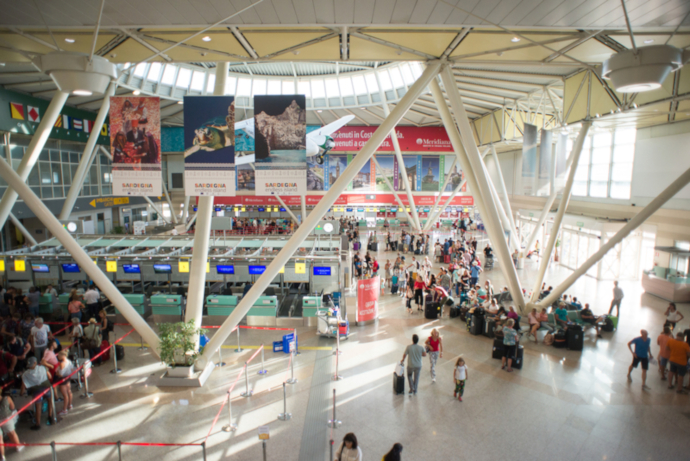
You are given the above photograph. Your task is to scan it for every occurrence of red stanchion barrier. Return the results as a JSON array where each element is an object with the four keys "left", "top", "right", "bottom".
[{"left": 3, "top": 442, "right": 202, "bottom": 447}]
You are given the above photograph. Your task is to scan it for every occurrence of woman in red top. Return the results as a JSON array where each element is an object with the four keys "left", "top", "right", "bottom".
[
  {"left": 425, "top": 329, "right": 443, "bottom": 382},
  {"left": 414, "top": 275, "right": 427, "bottom": 313}
]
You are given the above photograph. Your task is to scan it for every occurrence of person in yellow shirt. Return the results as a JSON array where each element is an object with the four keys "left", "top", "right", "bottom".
[{"left": 666, "top": 331, "right": 690, "bottom": 394}]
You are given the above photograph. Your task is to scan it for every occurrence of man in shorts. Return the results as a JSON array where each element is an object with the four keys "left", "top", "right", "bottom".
[
  {"left": 580, "top": 303, "right": 605, "bottom": 338},
  {"left": 657, "top": 326, "right": 673, "bottom": 381},
  {"left": 666, "top": 331, "right": 690, "bottom": 394},
  {"left": 19, "top": 356, "right": 53, "bottom": 430},
  {"left": 627, "top": 329, "right": 653, "bottom": 390}
]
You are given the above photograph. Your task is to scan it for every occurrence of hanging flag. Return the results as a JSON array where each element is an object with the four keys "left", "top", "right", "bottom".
[
  {"left": 110, "top": 96, "right": 162, "bottom": 196},
  {"left": 27, "top": 105, "right": 40, "bottom": 122},
  {"left": 73, "top": 119, "right": 83, "bottom": 131},
  {"left": 54, "top": 116, "right": 62, "bottom": 128},
  {"left": 84, "top": 119, "right": 94, "bottom": 133},
  {"left": 100, "top": 123, "right": 108, "bottom": 136},
  {"left": 62, "top": 114, "right": 71, "bottom": 129},
  {"left": 9, "top": 102, "right": 24, "bottom": 120}
]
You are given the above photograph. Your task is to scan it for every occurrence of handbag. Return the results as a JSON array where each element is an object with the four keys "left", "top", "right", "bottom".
[{"left": 84, "top": 326, "right": 100, "bottom": 349}]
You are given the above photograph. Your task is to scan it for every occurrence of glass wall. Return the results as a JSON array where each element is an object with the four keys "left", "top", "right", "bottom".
[{"left": 0, "top": 136, "right": 113, "bottom": 199}]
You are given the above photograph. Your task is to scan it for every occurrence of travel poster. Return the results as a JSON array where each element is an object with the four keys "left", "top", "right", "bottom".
[
  {"left": 375, "top": 155, "right": 395, "bottom": 191},
  {"left": 109, "top": 96, "right": 162, "bottom": 196},
  {"left": 420, "top": 156, "right": 440, "bottom": 191}
]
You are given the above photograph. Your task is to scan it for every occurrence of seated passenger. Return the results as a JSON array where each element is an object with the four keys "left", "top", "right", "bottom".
[
  {"left": 507, "top": 306, "right": 521, "bottom": 331},
  {"left": 554, "top": 303, "right": 569, "bottom": 329},
  {"left": 539, "top": 308, "right": 554, "bottom": 333},
  {"left": 580, "top": 303, "right": 605, "bottom": 338},
  {"left": 570, "top": 297, "right": 583, "bottom": 310},
  {"left": 527, "top": 308, "right": 540, "bottom": 343}
]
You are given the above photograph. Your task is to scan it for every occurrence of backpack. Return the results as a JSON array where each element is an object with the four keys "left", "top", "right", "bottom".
[{"left": 543, "top": 333, "right": 554, "bottom": 346}]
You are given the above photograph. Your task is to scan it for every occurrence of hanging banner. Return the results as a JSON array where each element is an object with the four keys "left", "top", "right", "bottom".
[
  {"left": 399, "top": 155, "right": 418, "bottom": 191},
  {"left": 421, "top": 155, "right": 440, "bottom": 191},
  {"left": 521, "top": 123, "right": 538, "bottom": 195},
  {"left": 307, "top": 157, "right": 325, "bottom": 191},
  {"left": 356, "top": 275, "right": 380, "bottom": 324},
  {"left": 183, "top": 96, "right": 236, "bottom": 196},
  {"left": 110, "top": 96, "right": 162, "bottom": 196},
  {"left": 331, "top": 126, "right": 452, "bottom": 152},
  {"left": 393, "top": 156, "right": 399, "bottom": 190},
  {"left": 327, "top": 154, "right": 346, "bottom": 191},
  {"left": 539, "top": 129, "right": 553, "bottom": 180},
  {"left": 353, "top": 160, "right": 371, "bottom": 192},
  {"left": 254, "top": 95, "right": 307, "bottom": 195},
  {"left": 374, "top": 155, "right": 395, "bottom": 191},
  {"left": 555, "top": 132, "right": 568, "bottom": 176},
  {"left": 444, "top": 155, "right": 464, "bottom": 192}
]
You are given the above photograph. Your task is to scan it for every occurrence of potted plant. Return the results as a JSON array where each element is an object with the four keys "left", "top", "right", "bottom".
[
  {"left": 158, "top": 320, "right": 207, "bottom": 378},
  {"left": 554, "top": 238, "right": 560, "bottom": 262}
]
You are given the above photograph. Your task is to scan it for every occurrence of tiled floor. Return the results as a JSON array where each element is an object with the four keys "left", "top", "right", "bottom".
[{"left": 11, "top": 229, "right": 690, "bottom": 461}]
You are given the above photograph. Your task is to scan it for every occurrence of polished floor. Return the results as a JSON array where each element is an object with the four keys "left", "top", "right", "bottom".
[{"left": 11, "top": 229, "right": 690, "bottom": 461}]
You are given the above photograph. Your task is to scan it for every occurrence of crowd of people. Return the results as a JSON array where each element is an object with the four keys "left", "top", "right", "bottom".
[{"left": 333, "top": 433, "right": 403, "bottom": 461}]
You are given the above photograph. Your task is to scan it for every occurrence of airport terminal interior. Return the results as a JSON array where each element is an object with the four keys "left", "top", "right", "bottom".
[{"left": 1, "top": 1, "right": 690, "bottom": 460}]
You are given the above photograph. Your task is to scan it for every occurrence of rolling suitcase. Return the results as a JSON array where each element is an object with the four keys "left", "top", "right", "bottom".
[
  {"left": 393, "top": 372, "right": 405, "bottom": 395},
  {"left": 483, "top": 318, "right": 496, "bottom": 339},
  {"left": 553, "top": 329, "right": 567, "bottom": 349},
  {"left": 353, "top": 242, "right": 360, "bottom": 251},
  {"left": 444, "top": 254, "right": 451, "bottom": 263},
  {"left": 512, "top": 345, "right": 524, "bottom": 369},
  {"left": 391, "top": 284, "right": 399, "bottom": 294},
  {"left": 425, "top": 301, "right": 440, "bottom": 319},
  {"left": 391, "top": 241, "right": 398, "bottom": 251},
  {"left": 470, "top": 314, "right": 484, "bottom": 336},
  {"left": 492, "top": 338, "right": 505, "bottom": 360},
  {"left": 450, "top": 306, "right": 461, "bottom": 318},
  {"left": 566, "top": 325, "right": 584, "bottom": 351},
  {"left": 116, "top": 345, "right": 125, "bottom": 360},
  {"left": 370, "top": 242, "right": 378, "bottom": 251}
]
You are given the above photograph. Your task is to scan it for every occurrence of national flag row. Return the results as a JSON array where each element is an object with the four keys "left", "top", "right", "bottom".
[{"left": 9, "top": 101, "right": 108, "bottom": 136}]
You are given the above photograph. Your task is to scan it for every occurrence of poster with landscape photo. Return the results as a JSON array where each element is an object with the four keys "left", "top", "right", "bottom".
[
  {"left": 397, "top": 155, "right": 417, "bottom": 192},
  {"left": 420, "top": 156, "right": 440, "bottom": 191},
  {"left": 307, "top": 157, "right": 324, "bottom": 191},
  {"left": 374, "top": 155, "right": 395, "bottom": 191},
  {"left": 253, "top": 95, "right": 307, "bottom": 194},
  {"left": 326, "top": 154, "right": 348, "bottom": 191},
  {"left": 352, "top": 160, "right": 371, "bottom": 191}
]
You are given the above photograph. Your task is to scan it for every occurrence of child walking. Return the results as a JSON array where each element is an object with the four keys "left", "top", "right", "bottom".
[{"left": 454, "top": 357, "right": 468, "bottom": 401}]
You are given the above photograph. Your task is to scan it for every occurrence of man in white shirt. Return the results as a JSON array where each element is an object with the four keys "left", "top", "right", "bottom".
[
  {"left": 83, "top": 285, "right": 100, "bottom": 320},
  {"left": 20, "top": 356, "right": 53, "bottom": 430},
  {"left": 30, "top": 317, "right": 53, "bottom": 361},
  {"left": 609, "top": 281, "right": 624, "bottom": 317}
]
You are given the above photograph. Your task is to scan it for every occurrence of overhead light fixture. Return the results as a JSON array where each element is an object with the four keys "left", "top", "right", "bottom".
[
  {"left": 360, "top": 107, "right": 366, "bottom": 110},
  {"left": 32, "top": 51, "right": 117, "bottom": 95},
  {"left": 644, "top": 39, "right": 654, "bottom": 44},
  {"left": 202, "top": 36, "right": 212, "bottom": 42},
  {"left": 133, "top": 90, "right": 141, "bottom": 95},
  {"left": 72, "top": 89, "right": 92, "bottom": 96},
  {"left": 177, "top": 100, "right": 183, "bottom": 104},
  {"left": 511, "top": 37, "right": 520, "bottom": 42},
  {"left": 317, "top": 109, "right": 323, "bottom": 113},
  {"left": 65, "top": 38, "right": 75, "bottom": 43},
  {"left": 602, "top": 45, "right": 690, "bottom": 93}
]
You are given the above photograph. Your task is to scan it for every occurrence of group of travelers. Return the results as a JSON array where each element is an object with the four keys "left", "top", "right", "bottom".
[{"left": 333, "top": 432, "right": 403, "bottom": 461}]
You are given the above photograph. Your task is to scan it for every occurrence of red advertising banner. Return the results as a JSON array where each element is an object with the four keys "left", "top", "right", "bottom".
[
  {"left": 386, "top": 212, "right": 396, "bottom": 217},
  {"left": 332, "top": 127, "right": 452, "bottom": 152},
  {"left": 357, "top": 276, "right": 380, "bottom": 323},
  {"left": 210, "top": 193, "right": 474, "bottom": 207}
]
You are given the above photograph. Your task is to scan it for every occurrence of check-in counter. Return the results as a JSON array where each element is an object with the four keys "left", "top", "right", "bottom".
[
  {"left": 247, "top": 296, "right": 277, "bottom": 326},
  {"left": 39, "top": 294, "right": 53, "bottom": 316},
  {"left": 302, "top": 296, "right": 321, "bottom": 326},
  {"left": 150, "top": 294, "right": 184, "bottom": 321},
  {"left": 205, "top": 295, "right": 239, "bottom": 316},
  {"left": 114, "top": 294, "right": 148, "bottom": 317},
  {"left": 58, "top": 294, "right": 71, "bottom": 317},
  {"left": 642, "top": 270, "right": 690, "bottom": 303}
]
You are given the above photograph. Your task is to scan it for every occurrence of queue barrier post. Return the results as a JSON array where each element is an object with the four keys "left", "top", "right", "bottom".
[
  {"left": 202, "top": 441, "right": 207, "bottom": 461},
  {"left": 286, "top": 351, "right": 297, "bottom": 385},
  {"left": 241, "top": 362, "right": 252, "bottom": 398},
  {"left": 277, "top": 382, "right": 291, "bottom": 421},
  {"left": 262, "top": 439, "right": 267, "bottom": 461},
  {"left": 293, "top": 328, "right": 300, "bottom": 355},
  {"left": 117, "top": 440, "right": 122, "bottom": 461},
  {"left": 257, "top": 343, "right": 267, "bottom": 375},
  {"left": 48, "top": 386, "right": 58, "bottom": 425},
  {"left": 80, "top": 361, "right": 94, "bottom": 399},
  {"left": 138, "top": 333, "right": 147, "bottom": 351},
  {"left": 330, "top": 439, "right": 334, "bottom": 461},
  {"left": 327, "top": 388, "right": 341, "bottom": 428},
  {"left": 234, "top": 327, "right": 243, "bottom": 353},
  {"left": 111, "top": 332, "right": 122, "bottom": 374},
  {"left": 51, "top": 440, "right": 57, "bottom": 461},
  {"left": 216, "top": 345, "right": 226, "bottom": 368},
  {"left": 221, "top": 392, "right": 237, "bottom": 433}
]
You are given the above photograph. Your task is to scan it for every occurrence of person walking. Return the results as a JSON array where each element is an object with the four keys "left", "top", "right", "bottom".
[
  {"left": 401, "top": 334, "right": 426, "bottom": 395},
  {"left": 657, "top": 326, "right": 673, "bottom": 381},
  {"left": 383, "top": 443, "right": 403, "bottom": 461},
  {"left": 0, "top": 391, "right": 22, "bottom": 459},
  {"left": 627, "top": 329, "right": 653, "bottom": 390},
  {"left": 425, "top": 329, "right": 443, "bottom": 383},
  {"left": 454, "top": 357, "right": 468, "bottom": 401},
  {"left": 664, "top": 303, "right": 684, "bottom": 331},
  {"left": 334, "top": 433, "right": 362, "bottom": 461},
  {"left": 666, "top": 331, "right": 690, "bottom": 394},
  {"left": 609, "top": 281, "right": 624, "bottom": 317}
]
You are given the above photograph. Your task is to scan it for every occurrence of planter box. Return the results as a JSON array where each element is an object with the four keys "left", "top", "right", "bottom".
[{"left": 167, "top": 365, "right": 195, "bottom": 378}]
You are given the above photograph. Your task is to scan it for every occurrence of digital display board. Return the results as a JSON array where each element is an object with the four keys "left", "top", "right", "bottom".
[
  {"left": 313, "top": 266, "right": 331, "bottom": 276},
  {"left": 61, "top": 263, "right": 80, "bottom": 273},
  {"left": 122, "top": 264, "right": 141, "bottom": 274},
  {"left": 31, "top": 264, "right": 50, "bottom": 273},
  {"left": 153, "top": 264, "right": 172, "bottom": 274},
  {"left": 248, "top": 265, "right": 266, "bottom": 275},
  {"left": 216, "top": 265, "right": 235, "bottom": 275}
]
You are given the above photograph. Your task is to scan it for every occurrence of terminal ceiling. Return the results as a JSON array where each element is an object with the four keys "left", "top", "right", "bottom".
[{"left": 1, "top": 0, "right": 690, "bottom": 147}]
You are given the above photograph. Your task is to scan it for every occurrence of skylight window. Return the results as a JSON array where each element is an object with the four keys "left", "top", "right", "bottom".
[
  {"left": 389, "top": 67, "right": 404, "bottom": 88},
  {"left": 206, "top": 74, "right": 215, "bottom": 93},
  {"left": 352, "top": 75, "right": 368, "bottom": 95},
  {"left": 325, "top": 78, "right": 340, "bottom": 97},
  {"left": 283, "top": 80, "right": 295, "bottom": 94},
  {"left": 146, "top": 63, "right": 161, "bottom": 81},
  {"left": 267, "top": 80, "right": 281, "bottom": 95},
  {"left": 190, "top": 71, "right": 205, "bottom": 91},
  {"left": 311, "top": 79, "right": 326, "bottom": 98},
  {"left": 226, "top": 77, "right": 237, "bottom": 95},
  {"left": 133, "top": 63, "right": 147, "bottom": 78},
  {"left": 378, "top": 70, "right": 393, "bottom": 91},
  {"left": 252, "top": 79, "right": 267, "bottom": 96},
  {"left": 364, "top": 74, "right": 378, "bottom": 93},
  {"left": 176, "top": 68, "right": 191, "bottom": 88},
  {"left": 160, "top": 65, "right": 176, "bottom": 85},
  {"left": 236, "top": 78, "right": 251, "bottom": 96},
  {"left": 339, "top": 77, "right": 354, "bottom": 96},
  {"left": 400, "top": 63, "right": 415, "bottom": 85},
  {"left": 297, "top": 81, "right": 311, "bottom": 97}
]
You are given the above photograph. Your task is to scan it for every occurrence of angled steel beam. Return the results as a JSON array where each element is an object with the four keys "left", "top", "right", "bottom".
[
  {"left": 0, "top": 154, "right": 160, "bottom": 354},
  {"left": 161, "top": 181, "right": 178, "bottom": 224},
  {"left": 422, "top": 157, "right": 458, "bottom": 231},
  {"left": 371, "top": 155, "right": 417, "bottom": 227},
  {"left": 489, "top": 144, "right": 517, "bottom": 234},
  {"left": 9, "top": 212, "right": 37, "bottom": 246},
  {"left": 0, "top": 91, "right": 69, "bottom": 230},
  {"left": 197, "top": 61, "right": 444, "bottom": 368},
  {"left": 530, "top": 122, "right": 590, "bottom": 303},
  {"left": 437, "top": 67, "right": 525, "bottom": 311},
  {"left": 274, "top": 194, "right": 299, "bottom": 224},
  {"left": 538, "top": 164, "right": 690, "bottom": 309},
  {"left": 480, "top": 154, "right": 519, "bottom": 251}
]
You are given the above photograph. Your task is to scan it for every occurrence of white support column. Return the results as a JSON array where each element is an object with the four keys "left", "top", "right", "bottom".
[
  {"left": 60, "top": 82, "right": 117, "bottom": 220},
  {"left": 371, "top": 156, "right": 417, "bottom": 227},
  {"left": 300, "top": 195, "right": 307, "bottom": 223},
  {"left": 538, "top": 164, "right": 690, "bottom": 309},
  {"left": 422, "top": 157, "right": 457, "bottom": 231},
  {"left": 162, "top": 181, "right": 178, "bottom": 224},
  {"left": 8, "top": 212, "right": 37, "bottom": 246},
  {"left": 480, "top": 156, "right": 519, "bottom": 251},
  {"left": 184, "top": 62, "right": 228, "bottom": 337},
  {"left": 0, "top": 154, "right": 160, "bottom": 353},
  {"left": 185, "top": 213, "right": 197, "bottom": 232},
  {"left": 274, "top": 195, "right": 299, "bottom": 224},
  {"left": 0, "top": 91, "right": 69, "bottom": 229},
  {"left": 144, "top": 197, "right": 171, "bottom": 224},
  {"left": 490, "top": 144, "right": 517, "bottom": 235},
  {"left": 374, "top": 72, "right": 421, "bottom": 231},
  {"left": 530, "top": 122, "right": 590, "bottom": 303},
  {"left": 523, "top": 127, "right": 586, "bottom": 255},
  {"left": 197, "top": 61, "right": 444, "bottom": 367},
  {"left": 181, "top": 195, "right": 190, "bottom": 222},
  {"left": 436, "top": 68, "right": 525, "bottom": 311}
]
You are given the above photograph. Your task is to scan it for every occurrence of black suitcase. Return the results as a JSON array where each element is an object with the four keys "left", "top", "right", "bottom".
[
  {"left": 414, "top": 248, "right": 420, "bottom": 255},
  {"left": 553, "top": 329, "right": 567, "bottom": 349},
  {"left": 483, "top": 318, "right": 496, "bottom": 339},
  {"left": 470, "top": 314, "right": 484, "bottom": 336},
  {"left": 425, "top": 301, "right": 440, "bottom": 319},
  {"left": 566, "top": 325, "right": 584, "bottom": 351},
  {"left": 391, "top": 284, "right": 398, "bottom": 294},
  {"left": 391, "top": 241, "right": 397, "bottom": 251},
  {"left": 393, "top": 372, "right": 405, "bottom": 395},
  {"left": 512, "top": 345, "right": 524, "bottom": 369},
  {"left": 492, "top": 338, "right": 505, "bottom": 360},
  {"left": 370, "top": 242, "right": 378, "bottom": 251},
  {"left": 450, "top": 306, "right": 460, "bottom": 318},
  {"left": 116, "top": 345, "right": 125, "bottom": 360}
]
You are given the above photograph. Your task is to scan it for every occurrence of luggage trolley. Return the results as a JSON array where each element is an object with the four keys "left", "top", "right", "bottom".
[
  {"left": 316, "top": 300, "right": 349, "bottom": 339},
  {"left": 485, "top": 256, "right": 494, "bottom": 271}
]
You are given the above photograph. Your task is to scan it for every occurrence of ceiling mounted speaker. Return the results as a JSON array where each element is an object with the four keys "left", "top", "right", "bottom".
[
  {"left": 32, "top": 51, "right": 118, "bottom": 96},
  {"left": 602, "top": 45, "right": 690, "bottom": 93}
]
